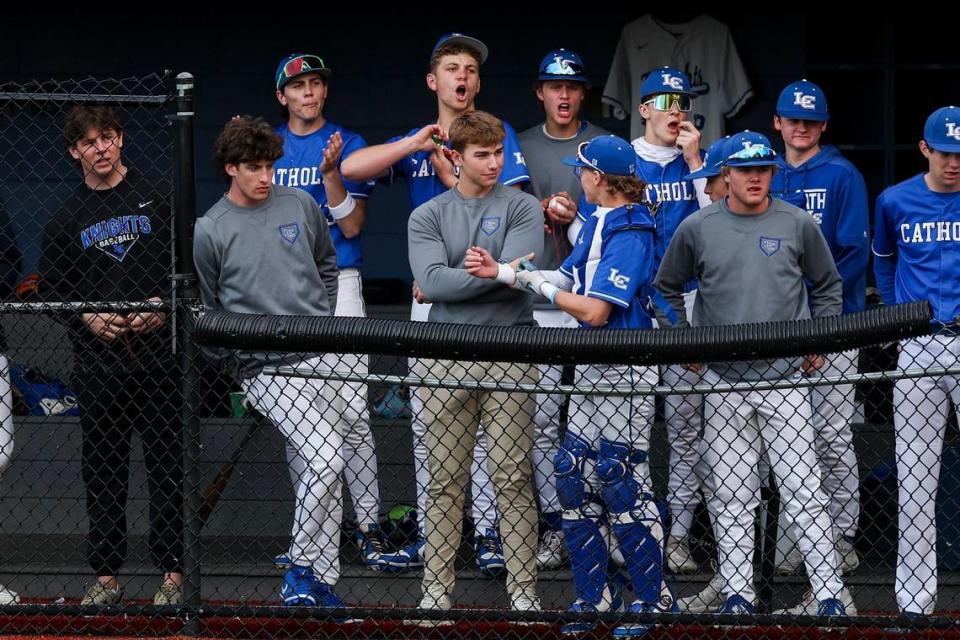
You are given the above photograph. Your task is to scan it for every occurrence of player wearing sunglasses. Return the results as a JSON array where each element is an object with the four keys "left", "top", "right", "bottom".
[{"left": 630, "top": 66, "right": 712, "bottom": 577}]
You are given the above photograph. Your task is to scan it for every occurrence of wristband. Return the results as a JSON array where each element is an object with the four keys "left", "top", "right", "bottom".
[
  {"left": 540, "top": 282, "right": 559, "bottom": 304},
  {"left": 495, "top": 263, "right": 517, "bottom": 285},
  {"left": 328, "top": 194, "right": 357, "bottom": 220}
]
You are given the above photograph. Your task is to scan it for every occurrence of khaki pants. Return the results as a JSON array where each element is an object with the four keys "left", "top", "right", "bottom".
[{"left": 419, "top": 359, "right": 538, "bottom": 598}]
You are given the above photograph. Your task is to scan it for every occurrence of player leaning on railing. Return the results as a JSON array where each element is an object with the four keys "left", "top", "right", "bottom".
[{"left": 467, "top": 134, "right": 676, "bottom": 638}]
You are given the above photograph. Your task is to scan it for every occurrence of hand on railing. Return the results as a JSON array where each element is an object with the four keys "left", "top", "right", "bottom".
[{"left": 81, "top": 312, "right": 129, "bottom": 342}]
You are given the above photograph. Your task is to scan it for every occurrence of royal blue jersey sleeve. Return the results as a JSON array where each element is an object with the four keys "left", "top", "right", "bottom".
[
  {"left": 871, "top": 191, "right": 897, "bottom": 306},
  {"left": 586, "top": 228, "right": 655, "bottom": 308},
  {"left": 872, "top": 191, "right": 896, "bottom": 258},
  {"left": 501, "top": 122, "right": 531, "bottom": 187},
  {"left": 833, "top": 167, "right": 870, "bottom": 313}
]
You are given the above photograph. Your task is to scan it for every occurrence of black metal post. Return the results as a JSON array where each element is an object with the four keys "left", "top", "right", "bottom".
[
  {"left": 757, "top": 470, "right": 780, "bottom": 612},
  {"left": 173, "top": 72, "right": 202, "bottom": 635}
]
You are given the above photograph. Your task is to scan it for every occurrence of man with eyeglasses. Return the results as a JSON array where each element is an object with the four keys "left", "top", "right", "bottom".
[
  {"left": 630, "top": 66, "right": 711, "bottom": 576},
  {"left": 40, "top": 105, "right": 182, "bottom": 607},
  {"left": 873, "top": 106, "right": 960, "bottom": 619},
  {"left": 517, "top": 48, "right": 612, "bottom": 571},
  {"left": 769, "top": 80, "right": 869, "bottom": 591},
  {"left": 270, "top": 53, "right": 396, "bottom": 574},
  {"left": 654, "top": 130, "right": 853, "bottom": 617}
]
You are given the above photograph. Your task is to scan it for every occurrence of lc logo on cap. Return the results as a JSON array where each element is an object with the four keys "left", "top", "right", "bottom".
[
  {"left": 924, "top": 106, "right": 960, "bottom": 152},
  {"left": 639, "top": 67, "right": 694, "bottom": 101},
  {"left": 776, "top": 79, "right": 829, "bottom": 121},
  {"left": 662, "top": 74, "right": 684, "bottom": 90},
  {"left": 793, "top": 92, "right": 817, "bottom": 110}
]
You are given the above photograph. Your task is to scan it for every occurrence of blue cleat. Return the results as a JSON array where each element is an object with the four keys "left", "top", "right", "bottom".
[
  {"left": 474, "top": 528, "right": 506, "bottom": 576},
  {"left": 380, "top": 534, "right": 425, "bottom": 572},
  {"left": 355, "top": 523, "right": 390, "bottom": 571},
  {"left": 715, "top": 594, "right": 755, "bottom": 615},
  {"left": 312, "top": 581, "right": 348, "bottom": 621},
  {"left": 817, "top": 597, "right": 848, "bottom": 617},
  {"left": 561, "top": 600, "right": 600, "bottom": 636},
  {"left": 561, "top": 583, "right": 624, "bottom": 636},
  {"left": 613, "top": 597, "right": 680, "bottom": 638},
  {"left": 280, "top": 566, "right": 318, "bottom": 606},
  {"left": 273, "top": 553, "right": 292, "bottom": 569}
]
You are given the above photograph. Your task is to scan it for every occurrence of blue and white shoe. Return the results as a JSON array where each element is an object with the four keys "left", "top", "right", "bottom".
[
  {"left": 561, "top": 583, "right": 625, "bottom": 636},
  {"left": 715, "top": 594, "right": 755, "bottom": 615},
  {"left": 274, "top": 553, "right": 292, "bottom": 569},
  {"left": 355, "top": 523, "right": 390, "bottom": 571},
  {"left": 474, "top": 528, "right": 506, "bottom": 576},
  {"left": 817, "top": 597, "right": 848, "bottom": 617},
  {"left": 886, "top": 610, "right": 923, "bottom": 633},
  {"left": 312, "top": 581, "right": 348, "bottom": 621},
  {"left": 612, "top": 596, "right": 679, "bottom": 638},
  {"left": 280, "top": 566, "right": 318, "bottom": 606},
  {"left": 380, "top": 534, "right": 425, "bottom": 572},
  {"left": 561, "top": 600, "right": 601, "bottom": 636}
]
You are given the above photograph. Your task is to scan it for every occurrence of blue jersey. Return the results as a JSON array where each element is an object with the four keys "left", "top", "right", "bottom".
[
  {"left": 633, "top": 151, "right": 703, "bottom": 269},
  {"left": 772, "top": 145, "right": 870, "bottom": 313},
  {"left": 560, "top": 203, "right": 657, "bottom": 330},
  {"left": 387, "top": 120, "right": 530, "bottom": 210},
  {"left": 872, "top": 173, "right": 960, "bottom": 326},
  {"left": 273, "top": 122, "right": 375, "bottom": 270}
]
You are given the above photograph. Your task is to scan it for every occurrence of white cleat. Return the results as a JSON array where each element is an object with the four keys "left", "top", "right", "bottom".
[
  {"left": 536, "top": 529, "right": 568, "bottom": 570},
  {"left": 773, "top": 587, "right": 857, "bottom": 616},
  {"left": 678, "top": 573, "right": 725, "bottom": 612},
  {"left": 775, "top": 544, "right": 804, "bottom": 576},
  {"left": 666, "top": 536, "right": 699, "bottom": 574},
  {"left": 837, "top": 537, "right": 860, "bottom": 575}
]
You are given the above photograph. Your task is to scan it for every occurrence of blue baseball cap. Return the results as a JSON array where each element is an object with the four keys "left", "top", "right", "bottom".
[
  {"left": 688, "top": 137, "right": 730, "bottom": 180},
  {"left": 562, "top": 135, "right": 636, "bottom": 176},
  {"left": 432, "top": 33, "right": 489, "bottom": 64},
  {"left": 640, "top": 67, "right": 695, "bottom": 101},
  {"left": 275, "top": 53, "right": 331, "bottom": 91},
  {"left": 776, "top": 79, "right": 829, "bottom": 121},
  {"left": 724, "top": 131, "right": 778, "bottom": 167},
  {"left": 924, "top": 106, "right": 960, "bottom": 153},
  {"left": 537, "top": 48, "right": 587, "bottom": 83}
]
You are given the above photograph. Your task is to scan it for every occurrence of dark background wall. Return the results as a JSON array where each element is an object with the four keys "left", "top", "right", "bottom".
[{"left": 1, "top": 10, "right": 956, "bottom": 294}]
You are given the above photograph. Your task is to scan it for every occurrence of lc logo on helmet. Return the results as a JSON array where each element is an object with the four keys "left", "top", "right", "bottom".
[
  {"left": 946, "top": 123, "right": 960, "bottom": 142},
  {"left": 662, "top": 75, "right": 684, "bottom": 90},
  {"left": 793, "top": 92, "right": 816, "bottom": 110}
]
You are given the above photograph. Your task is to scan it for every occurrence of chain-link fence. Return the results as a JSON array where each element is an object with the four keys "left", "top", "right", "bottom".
[{"left": 1, "top": 73, "right": 959, "bottom": 640}]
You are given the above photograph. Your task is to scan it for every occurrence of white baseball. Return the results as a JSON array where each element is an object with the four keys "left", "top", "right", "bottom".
[{"left": 548, "top": 196, "right": 571, "bottom": 217}]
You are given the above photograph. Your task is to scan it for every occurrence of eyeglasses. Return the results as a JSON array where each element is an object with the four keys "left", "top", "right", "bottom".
[
  {"left": 727, "top": 144, "right": 777, "bottom": 162},
  {"left": 542, "top": 58, "right": 585, "bottom": 77},
  {"left": 643, "top": 93, "right": 692, "bottom": 112},
  {"left": 278, "top": 55, "right": 326, "bottom": 85}
]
